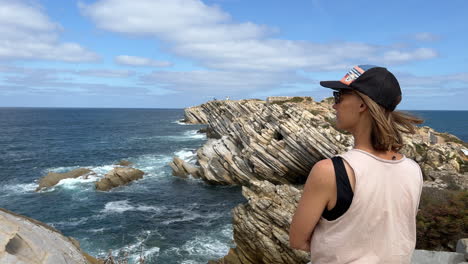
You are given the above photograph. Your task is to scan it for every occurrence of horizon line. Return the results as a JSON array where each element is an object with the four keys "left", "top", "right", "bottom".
[{"left": 0, "top": 106, "right": 467, "bottom": 111}]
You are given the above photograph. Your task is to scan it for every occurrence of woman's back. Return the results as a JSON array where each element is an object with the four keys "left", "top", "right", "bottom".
[{"left": 309, "top": 148, "right": 423, "bottom": 264}]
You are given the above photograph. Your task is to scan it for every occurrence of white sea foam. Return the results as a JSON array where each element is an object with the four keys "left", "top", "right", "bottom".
[
  {"left": 185, "top": 224, "right": 233, "bottom": 255},
  {"left": 55, "top": 174, "right": 100, "bottom": 190},
  {"left": 162, "top": 207, "right": 224, "bottom": 225},
  {"left": 174, "top": 149, "right": 197, "bottom": 163},
  {"left": 102, "top": 200, "right": 135, "bottom": 213},
  {"left": 172, "top": 119, "right": 189, "bottom": 125},
  {"left": 168, "top": 224, "right": 233, "bottom": 263},
  {"left": 183, "top": 130, "right": 206, "bottom": 139},
  {"left": 1, "top": 182, "right": 37, "bottom": 195},
  {"left": 98, "top": 230, "right": 160, "bottom": 263},
  {"left": 101, "top": 200, "right": 166, "bottom": 214}
]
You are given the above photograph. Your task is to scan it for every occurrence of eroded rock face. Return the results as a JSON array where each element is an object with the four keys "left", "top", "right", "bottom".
[
  {"left": 169, "top": 157, "right": 202, "bottom": 179},
  {"left": 95, "top": 167, "right": 144, "bottom": 191},
  {"left": 178, "top": 98, "right": 468, "bottom": 189},
  {"left": 217, "top": 180, "right": 309, "bottom": 264},
  {"left": 184, "top": 105, "right": 208, "bottom": 124},
  {"left": 35, "top": 168, "right": 95, "bottom": 192},
  {"left": 173, "top": 98, "right": 353, "bottom": 186},
  {"left": 178, "top": 97, "right": 468, "bottom": 264},
  {"left": 0, "top": 208, "right": 96, "bottom": 264}
]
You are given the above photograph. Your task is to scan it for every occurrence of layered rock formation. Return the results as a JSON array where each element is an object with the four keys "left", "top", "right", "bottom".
[
  {"left": 0, "top": 208, "right": 99, "bottom": 264},
  {"left": 35, "top": 168, "right": 95, "bottom": 191},
  {"left": 172, "top": 97, "right": 468, "bottom": 264},
  {"left": 95, "top": 167, "right": 144, "bottom": 191},
  {"left": 173, "top": 97, "right": 467, "bottom": 189}
]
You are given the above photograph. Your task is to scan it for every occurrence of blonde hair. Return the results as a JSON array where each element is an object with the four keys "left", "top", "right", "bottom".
[{"left": 353, "top": 90, "right": 424, "bottom": 152}]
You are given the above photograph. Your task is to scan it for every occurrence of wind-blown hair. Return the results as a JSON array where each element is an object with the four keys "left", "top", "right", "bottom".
[{"left": 353, "top": 90, "right": 424, "bottom": 152}]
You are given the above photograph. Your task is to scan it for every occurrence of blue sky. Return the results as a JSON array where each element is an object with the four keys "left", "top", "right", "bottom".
[{"left": 1, "top": 0, "right": 467, "bottom": 109}]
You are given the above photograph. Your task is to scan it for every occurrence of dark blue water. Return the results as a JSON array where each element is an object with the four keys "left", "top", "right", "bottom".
[
  {"left": 0, "top": 108, "right": 246, "bottom": 264},
  {"left": 0, "top": 108, "right": 466, "bottom": 263},
  {"left": 407, "top": 110, "right": 468, "bottom": 142}
]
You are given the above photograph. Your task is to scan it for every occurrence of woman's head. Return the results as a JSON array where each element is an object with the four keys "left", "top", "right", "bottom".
[
  {"left": 332, "top": 88, "right": 423, "bottom": 152},
  {"left": 322, "top": 65, "right": 424, "bottom": 152}
]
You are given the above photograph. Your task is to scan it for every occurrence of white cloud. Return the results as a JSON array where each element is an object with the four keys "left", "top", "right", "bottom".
[
  {"left": 413, "top": 32, "right": 441, "bottom": 42},
  {"left": 0, "top": 0, "right": 98, "bottom": 62},
  {"left": 76, "top": 69, "right": 135, "bottom": 78},
  {"left": 0, "top": 66, "right": 173, "bottom": 96},
  {"left": 141, "top": 70, "right": 312, "bottom": 93},
  {"left": 115, "top": 55, "right": 172, "bottom": 67},
  {"left": 396, "top": 71, "right": 468, "bottom": 87},
  {"left": 381, "top": 48, "right": 438, "bottom": 64},
  {"left": 80, "top": 0, "right": 437, "bottom": 72}
]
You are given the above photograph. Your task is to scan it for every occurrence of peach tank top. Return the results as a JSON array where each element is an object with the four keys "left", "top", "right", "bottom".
[{"left": 309, "top": 148, "right": 423, "bottom": 264}]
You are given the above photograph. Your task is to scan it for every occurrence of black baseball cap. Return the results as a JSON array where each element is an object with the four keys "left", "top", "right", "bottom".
[{"left": 320, "top": 65, "right": 402, "bottom": 111}]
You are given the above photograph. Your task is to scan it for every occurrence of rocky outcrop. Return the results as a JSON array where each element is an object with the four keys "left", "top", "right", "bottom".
[
  {"left": 95, "top": 167, "right": 144, "bottom": 191},
  {"left": 184, "top": 105, "right": 209, "bottom": 124},
  {"left": 169, "top": 157, "right": 203, "bottom": 178},
  {"left": 218, "top": 180, "right": 309, "bottom": 264},
  {"left": 36, "top": 168, "right": 95, "bottom": 191},
  {"left": 173, "top": 98, "right": 468, "bottom": 189},
  {"left": 172, "top": 98, "right": 353, "bottom": 186},
  {"left": 175, "top": 97, "right": 468, "bottom": 264},
  {"left": 0, "top": 208, "right": 100, "bottom": 264}
]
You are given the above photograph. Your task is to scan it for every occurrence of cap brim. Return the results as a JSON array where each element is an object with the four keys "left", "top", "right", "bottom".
[{"left": 320, "top": 81, "right": 353, "bottom": 90}]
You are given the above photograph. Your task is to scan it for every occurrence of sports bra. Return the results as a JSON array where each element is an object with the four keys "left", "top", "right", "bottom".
[{"left": 321, "top": 156, "right": 354, "bottom": 221}]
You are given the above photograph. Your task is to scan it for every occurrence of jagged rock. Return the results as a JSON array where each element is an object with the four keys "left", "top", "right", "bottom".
[
  {"left": 0, "top": 208, "right": 100, "bottom": 264},
  {"left": 115, "top": 160, "right": 133, "bottom": 166},
  {"left": 178, "top": 98, "right": 353, "bottom": 185},
  {"left": 180, "top": 98, "right": 467, "bottom": 189},
  {"left": 95, "top": 167, "right": 144, "bottom": 191},
  {"left": 184, "top": 105, "right": 208, "bottom": 124},
  {"left": 169, "top": 157, "right": 203, "bottom": 179},
  {"left": 214, "top": 180, "right": 308, "bottom": 264},
  {"left": 35, "top": 168, "right": 95, "bottom": 191},
  {"left": 181, "top": 98, "right": 468, "bottom": 264}
]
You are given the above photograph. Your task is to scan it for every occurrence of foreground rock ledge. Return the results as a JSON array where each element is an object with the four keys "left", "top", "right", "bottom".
[
  {"left": 95, "top": 167, "right": 144, "bottom": 191},
  {"left": 0, "top": 208, "right": 99, "bottom": 264}
]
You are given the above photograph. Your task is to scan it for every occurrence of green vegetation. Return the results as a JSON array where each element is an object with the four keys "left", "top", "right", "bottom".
[
  {"left": 456, "top": 156, "right": 468, "bottom": 173},
  {"left": 413, "top": 143, "right": 426, "bottom": 156},
  {"left": 416, "top": 187, "right": 468, "bottom": 251},
  {"left": 436, "top": 132, "right": 468, "bottom": 148},
  {"left": 270, "top": 96, "right": 312, "bottom": 105},
  {"left": 307, "top": 109, "right": 321, "bottom": 115}
]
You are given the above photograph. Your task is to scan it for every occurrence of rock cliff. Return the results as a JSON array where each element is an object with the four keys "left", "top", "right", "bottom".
[
  {"left": 172, "top": 97, "right": 468, "bottom": 264},
  {"left": 172, "top": 97, "right": 467, "bottom": 189}
]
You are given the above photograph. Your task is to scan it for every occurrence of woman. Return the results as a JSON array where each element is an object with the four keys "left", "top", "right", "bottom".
[{"left": 289, "top": 65, "right": 424, "bottom": 263}]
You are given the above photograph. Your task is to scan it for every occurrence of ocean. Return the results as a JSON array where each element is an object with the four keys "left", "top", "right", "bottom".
[{"left": 0, "top": 108, "right": 466, "bottom": 263}]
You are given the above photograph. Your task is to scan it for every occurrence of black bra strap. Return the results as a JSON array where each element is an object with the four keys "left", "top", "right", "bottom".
[
  {"left": 332, "top": 156, "right": 353, "bottom": 195},
  {"left": 322, "top": 156, "right": 354, "bottom": 220}
]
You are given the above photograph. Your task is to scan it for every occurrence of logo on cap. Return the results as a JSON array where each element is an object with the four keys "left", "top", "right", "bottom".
[{"left": 340, "top": 65, "right": 378, "bottom": 86}]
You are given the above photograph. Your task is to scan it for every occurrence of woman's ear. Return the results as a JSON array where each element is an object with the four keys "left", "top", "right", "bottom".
[{"left": 358, "top": 102, "right": 367, "bottom": 113}]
